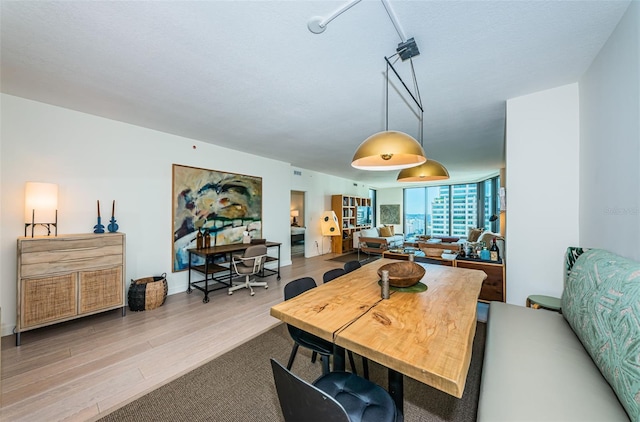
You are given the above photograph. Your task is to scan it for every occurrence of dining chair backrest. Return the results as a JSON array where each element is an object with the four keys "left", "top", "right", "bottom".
[
  {"left": 344, "top": 260, "right": 362, "bottom": 273},
  {"left": 283, "top": 277, "right": 318, "bottom": 339},
  {"left": 284, "top": 277, "right": 317, "bottom": 301},
  {"left": 271, "top": 358, "right": 350, "bottom": 422},
  {"left": 323, "top": 268, "right": 346, "bottom": 283}
]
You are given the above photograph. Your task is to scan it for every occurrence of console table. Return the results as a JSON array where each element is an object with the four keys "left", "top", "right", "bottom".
[{"left": 187, "top": 241, "right": 281, "bottom": 303}]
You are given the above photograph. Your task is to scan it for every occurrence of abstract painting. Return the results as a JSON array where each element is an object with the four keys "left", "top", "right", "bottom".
[
  {"left": 380, "top": 204, "right": 401, "bottom": 225},
  {"left": 172, "top": 164, "right": 262, "bottom": 272}
]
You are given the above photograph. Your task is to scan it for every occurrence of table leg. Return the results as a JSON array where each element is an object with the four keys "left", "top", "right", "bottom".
[
  {"left": 203, "top": 256, "right": 210, "bottom": 303},
  {"left": 388, "top": 368, "right": 404, "bottom": 417},
  {"left": 333, "top": 344, "right": 346, "bottom": 372},
  {"left": 187, "top": 251, "right": 192, "bottom": 293},
  {"left": 277, "top": 244, "right": 281, "bottom": 280}
]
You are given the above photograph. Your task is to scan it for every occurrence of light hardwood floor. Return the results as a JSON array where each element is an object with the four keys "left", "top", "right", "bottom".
[{"left": 1, "top": 254, "right": 348, "bottom": 422}]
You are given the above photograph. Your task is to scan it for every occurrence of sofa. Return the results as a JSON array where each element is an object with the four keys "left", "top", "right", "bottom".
[
  {"left": 477, "top": 247, "right": 639, "bottom": 421},
  {"left": 353, "top": 226, "right": 404, "bottom": 254}
]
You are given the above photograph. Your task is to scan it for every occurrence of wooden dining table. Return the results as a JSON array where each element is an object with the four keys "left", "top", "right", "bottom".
[{"left": 270, "top": 258, "right": 486, "bottom": 414}]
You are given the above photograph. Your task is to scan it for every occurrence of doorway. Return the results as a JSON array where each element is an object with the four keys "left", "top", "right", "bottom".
[{"left": 290, "top": 191, "right": 305, "bottom": 257}]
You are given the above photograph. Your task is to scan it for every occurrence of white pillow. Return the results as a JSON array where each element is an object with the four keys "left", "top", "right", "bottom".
[{"left": 360, "top": 228, "right": 379, "bottom": 238}]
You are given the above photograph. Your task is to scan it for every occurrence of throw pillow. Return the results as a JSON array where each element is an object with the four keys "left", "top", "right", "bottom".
[
  {"left": 360, "top": 228, "right": 378, "bottom": 238},
  {"left": 384, "top": 224, "right": 395, "bottom": 235},
  {"left": 467, "top": 227, "right": 483, "bottom": 242},
  {"left": 562, "top": 249, "right": 640, "bottom": 420},
  {"left": 379, "top": 226, "right": 393, "bottom": 237}
]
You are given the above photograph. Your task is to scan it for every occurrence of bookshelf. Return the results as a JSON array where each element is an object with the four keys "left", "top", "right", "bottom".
[{"left": 331, "top": 194, "right": 372, "bottom": 254}]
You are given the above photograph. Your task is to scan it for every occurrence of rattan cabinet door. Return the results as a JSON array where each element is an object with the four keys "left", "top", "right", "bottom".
[
  {"left": 78, "top": 267, "right": 123, "bottom": 314},
  {"left": 21, "top": 274, "right": 77, "bottom": 328}
]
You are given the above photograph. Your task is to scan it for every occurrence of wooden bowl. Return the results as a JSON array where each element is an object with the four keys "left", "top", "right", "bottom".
[{"left": 377, "top": 262, "right": 426, "bottom": 288}]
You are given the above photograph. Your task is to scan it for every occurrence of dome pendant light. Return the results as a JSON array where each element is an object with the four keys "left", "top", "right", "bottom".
[
  {"left": 396, "top": 159, "right": 450, "bottom": 182},
  {"left": 352, "top": 41, "right": 426, "bottom": 171},
  {"left": 352, "top": 131, "right": 426, "bottom": 171}
]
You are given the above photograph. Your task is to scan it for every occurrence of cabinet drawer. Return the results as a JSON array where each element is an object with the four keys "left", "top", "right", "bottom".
[
  {"left": 79, "top": 267, "right": 123, "bottom": 314},
  {"left": 21, "top": 252, "right": 123, "bottom": 278},
  {"left": 19, "top": 234, "right": 123, "bottom": 278},
  {"left": 19, "top": 235, "right": 123, "bottom": 254},
  {"left": 21, "top": 274, "right": 77, "bottom": 328}
]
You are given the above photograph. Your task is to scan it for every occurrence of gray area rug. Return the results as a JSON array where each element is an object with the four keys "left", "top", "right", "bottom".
[{"left": 99, "top": 323, "right": 485, "bottom": 421}]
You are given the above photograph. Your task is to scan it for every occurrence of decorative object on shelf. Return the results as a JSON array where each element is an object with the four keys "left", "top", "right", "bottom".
[
  {"left": 377, "top": 261, "right": 425, "bottom": 288},
  {"left": 396, "top": 159, "right": 450, "bottom": 182},
  {"left": 107, "top": 200, "right": 119, "bottom": 233},
  {"left": 203, "top": 228, "right": 211, "bottom": 248},
  {"left": 291, "top": 209, "right": 299, "bottom": 226},
  {"left": 352, "top": 40, "right": 427, "bottom": 171},
  {"left": 128, "top": 273, "right": 168, "bottom": 311},
  {"left": 196, "top": 229, "right": 204, "bottom": 249},
  {"left": 93, "top": 200, "right": 105, "bottom": 233},
  {"left": 172, "top": 164, "right": 262, "bottom": 272},
  {"left": 24, "top": 182, "right": 58, "bottom": 237},
  {"left": 243, "top": 230, "right": 251, "bottom": 244}
]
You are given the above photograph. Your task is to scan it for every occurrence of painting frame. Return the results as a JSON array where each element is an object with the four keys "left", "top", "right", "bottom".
[
  {"left": 172, "top": 164, "right": 263, "bottom": 272},
  {"left": 380, "top": 204, "right": 401, "bottom": 225}
]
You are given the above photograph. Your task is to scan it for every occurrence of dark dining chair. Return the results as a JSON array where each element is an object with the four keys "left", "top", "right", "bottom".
[
  {"left": 271, "top": 358, "right": 398, "bottom": 422},
  {"left": 283, "top": 277, "right": 333, "bottom": 375},
  {"left": 321, "top": 268, "right": 369, "bottom": 379},
  {"left": 322, "top": 268, "right": 346, "bottom": 283},
  {"left": 344, "top": 260, "right": 362, "bottom": 273},
  {"left": 284, "top": 277, "right": 362, "bottom": 376}
]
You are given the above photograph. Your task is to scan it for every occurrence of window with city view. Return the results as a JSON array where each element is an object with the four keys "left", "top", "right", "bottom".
[{"left": 404, "top": 177, "right": 500, "bottom": 240}]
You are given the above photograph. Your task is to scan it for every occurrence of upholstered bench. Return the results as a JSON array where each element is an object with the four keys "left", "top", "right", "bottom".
[{"left": 478, "top": 248, "right": 639, "bottom": 421}]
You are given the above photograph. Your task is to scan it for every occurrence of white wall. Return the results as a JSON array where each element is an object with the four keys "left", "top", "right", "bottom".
[
  {"left": 376, "top": 187, "right": 404, "bottom": 233},
  {"left": 505, "top": 84, "right": 580, "bottom": 306},
  {"left": 579, "top": 1, "right": 640, "bottom": 260},
  {"left": 0, "top": 93, "right": 374, "bottom": 335},
  {"left": 0, "top": 94, "right": 294, "bottom": 336}
]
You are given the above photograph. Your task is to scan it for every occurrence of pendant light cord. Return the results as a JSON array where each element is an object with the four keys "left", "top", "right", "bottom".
[{"left": 384, "top": 55, "right": 425, "bottom": 145}]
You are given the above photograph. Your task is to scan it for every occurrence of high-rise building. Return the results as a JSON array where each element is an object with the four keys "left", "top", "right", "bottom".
[{"left": 431, "top": 184, "right": 477, "bottom": 236}]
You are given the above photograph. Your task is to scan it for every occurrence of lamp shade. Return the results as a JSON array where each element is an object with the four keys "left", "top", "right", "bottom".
[
  {"left": 320, "top": 211, "right": 340, "bottom": 236},
  {"left": 351, "top": 131, "right": 426, "bottom": 171},
  {"left": 24, "top": 182, "right": 58, "bottom": 223},
  {"left": 290, "top": 210, "right": 299, "bottom": 217},
  {"left": 396, "top": 160, "right": 449, "bottom": 182}
]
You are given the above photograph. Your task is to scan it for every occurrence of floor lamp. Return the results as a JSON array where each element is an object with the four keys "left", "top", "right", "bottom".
[{"left": 320, "top": 211, "right": 340, "bottom": 255}]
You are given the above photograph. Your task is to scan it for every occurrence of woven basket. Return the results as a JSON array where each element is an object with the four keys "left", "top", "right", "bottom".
[{"left": 128, "top": 273, "right": 168, "bottom": 311}]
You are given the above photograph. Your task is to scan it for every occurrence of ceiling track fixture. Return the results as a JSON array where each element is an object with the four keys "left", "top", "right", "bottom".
[
  {"left": 308, "top": 0, "right": 406, "bottom": 42},
  {"left": 351, "top": 41, "right": 427, "bottom": 171},
  {"left": 308, "top": 0, "right": 449, "bottom": 180}
]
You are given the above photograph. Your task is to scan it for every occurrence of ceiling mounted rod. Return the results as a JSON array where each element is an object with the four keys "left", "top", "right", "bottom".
[
  {"left": 307, "top": 0, "right": 362, "bottom": 34},
  {"left": 307, "top": 0, "right": 406, "bottom": 39},
  {"left": 385, "top": 56, "right": 424, "bottom": 114},
  {"left": 380, "top": 0, "right": 407, "bottom": 42}
]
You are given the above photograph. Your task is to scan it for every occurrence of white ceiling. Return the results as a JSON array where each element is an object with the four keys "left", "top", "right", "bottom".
[{"left": 0, "top": 1, "right": 630, "bottom": 188}]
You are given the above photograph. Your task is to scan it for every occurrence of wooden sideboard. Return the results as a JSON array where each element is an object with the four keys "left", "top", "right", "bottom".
[
  {"left": 454, "top": 258, "right": 505, "bottom": 303},
  {"left": 391, "top": 253, "right": 505, "bottom": 302},
  {"left": 16, "top": 233, "right": 126, "bottom": 346}
]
